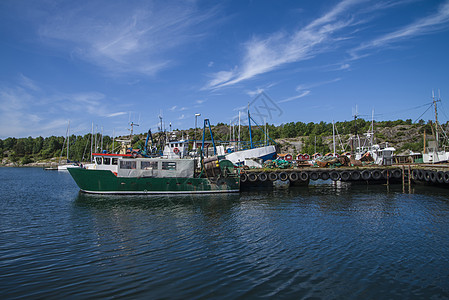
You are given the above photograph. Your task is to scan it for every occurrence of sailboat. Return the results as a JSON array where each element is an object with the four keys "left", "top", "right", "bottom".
[{"left": 58, "top": 121, "right": 81, "bottom": 171}]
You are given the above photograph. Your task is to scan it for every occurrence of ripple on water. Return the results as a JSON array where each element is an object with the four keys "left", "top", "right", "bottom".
[{"left": 1, "top": 168, "right": 449, "bottom": 298}]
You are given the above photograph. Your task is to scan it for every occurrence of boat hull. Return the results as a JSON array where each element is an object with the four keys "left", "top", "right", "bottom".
[
  {"left": 68, "top": 168, "right": 240, "bottom": 194},
  {"left": 226, "top": 145, "right": 276, "bottom": 165}
]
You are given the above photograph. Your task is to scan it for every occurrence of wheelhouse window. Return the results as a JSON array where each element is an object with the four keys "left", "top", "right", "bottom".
[
  {"left": 120, "top": 160, "right": 136, "bottom": 169},
  {"left": 141, "top": 161, "right": 158, "bottom": 170},
  {"left": 95, "top": 157, "right": 102, "bottom": 164},
  {"left": 103, "top": 157, "right": 111, "bottom": 165},
  {"left": 162, "top": 161, "right": 176, "bottom": 170},
  {"left": 112, "top": 158, "right": 118, "bottom": 165}
]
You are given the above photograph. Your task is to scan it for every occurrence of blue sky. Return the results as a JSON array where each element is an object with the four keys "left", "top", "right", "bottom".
[{"left": 1, "top": 0, "right": 449, "bottom": 139}]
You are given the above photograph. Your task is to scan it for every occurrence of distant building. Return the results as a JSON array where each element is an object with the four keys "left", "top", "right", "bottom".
[{"left": 277, "top": 153, "right": 293, "bottom": 161}]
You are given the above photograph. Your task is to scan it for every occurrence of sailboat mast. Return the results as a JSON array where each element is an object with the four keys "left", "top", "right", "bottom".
[
  {"left": 332, "top": 120, "right": 336, "bottom": 156},
  {"left": 238, "top": 111, "right": 241, "bottom": 150},
  {"left": 67, "top": 120, "right": 70, "bottom": 160},
  {"left": 90, "top": 122, "right": 93, "bottom": 161},
  {"left": 112, "top": 129, "right": 115, "bottom": 154}
]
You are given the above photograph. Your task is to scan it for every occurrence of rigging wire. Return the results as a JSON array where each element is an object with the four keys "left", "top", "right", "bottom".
[
  {"left": 413, "top": 103, "right": 434, "bottom": 124},
  {"left": 372, "top": 102, "right": 435, "bottom": 118}
]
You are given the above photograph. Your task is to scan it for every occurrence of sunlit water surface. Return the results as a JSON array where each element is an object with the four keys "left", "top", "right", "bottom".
[{"left": 1, "top": 167, "right": 449, "bottom": 299}]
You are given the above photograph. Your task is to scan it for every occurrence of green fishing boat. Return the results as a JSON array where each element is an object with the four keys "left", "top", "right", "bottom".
[{"left": 68, "top": 153, "right": 240, "bottom": 194}]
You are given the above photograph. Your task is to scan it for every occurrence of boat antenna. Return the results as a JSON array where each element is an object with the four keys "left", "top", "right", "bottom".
[{"left": 129, "top": 121, "right": 139, "bottom": 142}]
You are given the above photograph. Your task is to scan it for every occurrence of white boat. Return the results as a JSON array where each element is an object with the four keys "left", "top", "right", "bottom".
[
  {"left": 369, "top": 144, "right": 396, "bottom": 165},
  {"left": 223, "top": 109, "right": 277, "bottom": 165},
  {"left": 423, "top": 151, "right": 448, "bottom": 164},
  {"left": 224, "top": 145, "right": 276, "bottom": 165},
  {"left": 58, "top": 163, "right": 81, "bottom": 171},
  {"left": 422, "top": 91, "right": 449, "bottom": 164}
]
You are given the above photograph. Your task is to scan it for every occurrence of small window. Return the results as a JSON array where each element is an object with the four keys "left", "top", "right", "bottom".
[
  {"left": 112, "top": 158, "right": 118, "bottom": 165},
  {"left": 120, "top": 160, "right": 136, "bottom": 169},
  {"left": 103, "top": 157, "right": 111, "bottom": 165},
  {"left": 95, "top": 157, "right": 102, "bottom": 165},
  {"left": 162, "top": 162, "right": 176, "bottom": 170},
  {"left": 141, "top": 161, "right": 158, "bottom": 170}
]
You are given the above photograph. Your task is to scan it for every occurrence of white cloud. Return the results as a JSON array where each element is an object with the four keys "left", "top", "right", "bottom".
[
  {"left": 296, "top": 78, "right": 342, "bottom": 92},
  {"left": 0, "top": 77, "right": 125, "bottom": 138},
  {"left": 278, "top": 91, "right": 311, "bottom": 104},
  {"left": 205, "top": 0, "right": 362, "bottom": 89},
  {"left": 350, "top": 1, "right": 449, "bottom": 59},
  {"left": 205, "top": 0, "right": 449, "bottom": 90},
  {"left": 18, "top": 74, "right": 40, "bottom": 92},
  {"left": 106, "top": 112, "right": 127, "bottom": 118},
  {"left": 37, "top": 1, "right": 218, "bottom": 76}
]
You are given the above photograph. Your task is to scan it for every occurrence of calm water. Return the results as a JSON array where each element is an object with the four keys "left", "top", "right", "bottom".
[{"left": 1, "top": 168, "right": 449, "bottom": 299}]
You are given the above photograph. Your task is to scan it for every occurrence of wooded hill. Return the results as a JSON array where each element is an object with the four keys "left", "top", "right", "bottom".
[{"left": 0, "top": 118, "right": 444, "bottom": 166}]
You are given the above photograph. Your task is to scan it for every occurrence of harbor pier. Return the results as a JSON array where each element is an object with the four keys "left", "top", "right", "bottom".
[{"left": 239, "top": 165, "right": 449, "bottom": 188}]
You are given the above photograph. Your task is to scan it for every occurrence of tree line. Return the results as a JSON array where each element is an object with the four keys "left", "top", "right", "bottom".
[{"left": 0, "top": 118, "right": 435, "bottom": 164}]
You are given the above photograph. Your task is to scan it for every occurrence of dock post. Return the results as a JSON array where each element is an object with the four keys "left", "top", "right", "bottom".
[
  {"left": 408, "top": 165, "right": 412, "bottom": 194},
  {"left": 401, "top": 165, "right": 405, "bottom": 193}
]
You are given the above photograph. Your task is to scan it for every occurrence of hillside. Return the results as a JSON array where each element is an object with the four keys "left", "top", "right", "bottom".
[{"left": 276, "top": 124, "right": 427, "bottom": 156}]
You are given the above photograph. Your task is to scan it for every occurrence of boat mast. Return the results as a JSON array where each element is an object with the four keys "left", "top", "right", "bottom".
[
  {"left": 248, "top": 104, "right": 253, "bottom": 149},
  {"left": 67, "top": 120, "right": 70, "bottom": 160},
  {"left": 90, "top": 122, "right": 93, "bottom": 161},
  {"left": 238, "top": 111, "right": 241, "bottom": 151},
  {"left": 264, "top": 118, "right": 267, "bottom": 146},
  {"left": 332, "top": 120, "right": 336, "bottom": 156},
  {"left": 371, "top": 109, "right": 375, "bottom": 146},
  {"left": 112, "top": 129, "right": 115, "bottom": 154},
  {"left": 433, "top": 90, "right": 439, "bottom": 151}
]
